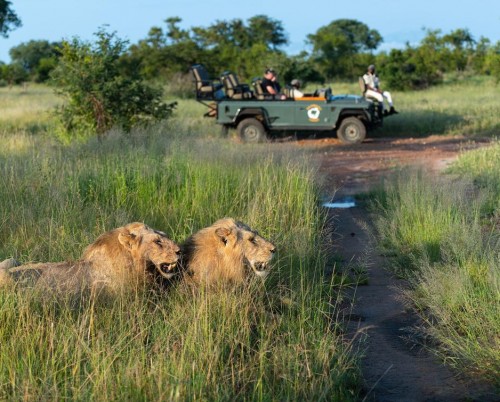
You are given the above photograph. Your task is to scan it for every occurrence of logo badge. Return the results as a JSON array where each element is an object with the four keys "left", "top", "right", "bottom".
[{"left": 306, "top": 104, "right": 322, "bottom": 122}]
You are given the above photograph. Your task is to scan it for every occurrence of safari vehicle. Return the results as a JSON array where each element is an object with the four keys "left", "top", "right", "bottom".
[{"left": 191, "top": 64, "right": 383, "bottom": 144}]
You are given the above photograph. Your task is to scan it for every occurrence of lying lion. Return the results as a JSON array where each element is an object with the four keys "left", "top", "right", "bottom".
[
  {"left": 0, "top": 222, "right": 181, "bottom": 295},
  {"left": 180, "top": 218, "right": 276, "bottom": 285}
]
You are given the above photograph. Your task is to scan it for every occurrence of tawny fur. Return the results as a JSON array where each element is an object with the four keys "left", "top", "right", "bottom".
[
  {"left": 82, "top": 222, "right": 180, "bottom": 292},
  {"left": 0, "top": 223, "right": 180, "bottom": 295},
  {"left": 181, "top": 218, "right": 276, "bottom": 285}
]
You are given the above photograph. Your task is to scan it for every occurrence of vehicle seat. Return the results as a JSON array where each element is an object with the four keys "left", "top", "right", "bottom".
[
  {"left": 220, "top": 71, "right": 252, "bottom": 99},
  {"left": 313, "top": 87, "right": 332, "bottom": 99},
  {"left": 252, "top": 78, "right": 276, "bottom": 100},
  {"left": 190, "top": 64, "right": 223, "bottom": 100}
]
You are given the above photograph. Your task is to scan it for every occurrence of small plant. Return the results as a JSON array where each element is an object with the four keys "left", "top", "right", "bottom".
[{"left": 50, "top": 28, "right": 176, "bottom": 137}]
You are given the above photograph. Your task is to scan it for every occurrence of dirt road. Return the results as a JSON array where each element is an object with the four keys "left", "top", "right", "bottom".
[{"left": 294, "top": 135, "right": 497, "bottom": 401}]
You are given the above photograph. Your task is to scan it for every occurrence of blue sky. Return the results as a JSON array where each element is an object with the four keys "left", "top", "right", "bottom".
[{"left": 1, "top": 0, "right": 499, "bottom": 63}]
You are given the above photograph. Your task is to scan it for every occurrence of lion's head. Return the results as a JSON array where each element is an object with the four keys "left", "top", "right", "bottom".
[
  {"left": 118, "top": 226, "right": 181, "bottom": 280},
  {"left": 181, "top": 218, "right": 276, "bottom": 285},
  {"left": 83, "top": 222, "right": 181, "bottom": 286}
]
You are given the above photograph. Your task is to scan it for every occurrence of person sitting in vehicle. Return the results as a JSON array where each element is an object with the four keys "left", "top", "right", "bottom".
[
  {"left": 289, "top": 79, "right": 304, "bottom": 99},
  {"left": 363, "top": 64, "right": 398, "bottom": 115},
  {"left": 262, "top": 68, "right": 286, "bottom": 99}
]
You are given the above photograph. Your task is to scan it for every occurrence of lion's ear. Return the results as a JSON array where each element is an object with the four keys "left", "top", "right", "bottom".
[
  {"left": 215, "top": 227, "right": 231, "bottom": 245},
  {"left": 118, "top": 232, "right": 138, "bottom": 250}
]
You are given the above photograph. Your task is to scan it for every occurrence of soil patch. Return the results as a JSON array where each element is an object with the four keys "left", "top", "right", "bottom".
[{"left": 295, "top": 134, "right": 491, "bottom": 195}]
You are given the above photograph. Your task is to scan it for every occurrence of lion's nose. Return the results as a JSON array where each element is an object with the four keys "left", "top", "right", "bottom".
[{"left": 270, "top": 247, "right": 276, "bottom": 254}]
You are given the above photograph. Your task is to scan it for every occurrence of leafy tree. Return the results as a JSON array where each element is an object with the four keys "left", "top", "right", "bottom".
[
  {"left": 0, "top": 61, "right": 27, "bottom": 85},
  {"left": 51, "top": 29, "right": 176, "bottom": 137},
  {"left": 277, "top": 51, "right": 324, "bottom": 86},
  {"left": 0, "top": 0, "right": 21, "bottom": 38},
  {"left": 471, "top": 36, "right": 491, "bottom": 73},
  {"left": 483, "top": 40, "right": 500, "bottom": 82},
  {"left": 124, "top": 17, "right": 202, "bottom": 80},
  {"left": 190, "top": 15, "right": 288, "bottom": 79},
  {"left": 442, "top": 29, "right": 475, "bottom": 71},
  {"left": 9, "top": 40, "right": 61, "bottom": 82},
  {"left": 307, "top": 19, "right": 382, "bottom": 79}
]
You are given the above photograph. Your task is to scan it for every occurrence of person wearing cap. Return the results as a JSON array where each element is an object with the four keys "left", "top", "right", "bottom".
[
  {"left": 362, "top": 64, "right": 398, "bottom": 115},
  {"left": 262, "top": 68, "right": 286, "bottom": 99},
  {"left": 290, "top": 79, "right": 304, "bottom": 99}
]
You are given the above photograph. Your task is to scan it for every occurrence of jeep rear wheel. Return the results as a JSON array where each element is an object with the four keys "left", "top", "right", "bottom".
[
  {"left": 337, "top": 117, "right": 366, "bottom": 144},
  {"left": 237, "top": 118, "right": 268, "bottom": 143}
]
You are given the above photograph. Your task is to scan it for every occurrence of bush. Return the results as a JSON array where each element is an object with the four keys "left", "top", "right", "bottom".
[{"left": 50, "top": 29, "right": 176, "bottom": 137}]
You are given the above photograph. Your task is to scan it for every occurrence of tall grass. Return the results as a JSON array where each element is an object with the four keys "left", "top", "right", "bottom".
[
  {"left": 371, "top": 168, "right": 499, "bottom": 385},
  {"left": 0, "top": 113, "right": 360, "bottom": 399}
]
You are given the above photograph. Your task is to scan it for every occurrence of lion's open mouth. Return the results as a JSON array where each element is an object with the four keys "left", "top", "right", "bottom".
[
  {"left": 246, "top": 259, "right": 271, "bottom": 278},
  {"left": 155, "top": 262, "right": 179, "bottom": 279}
]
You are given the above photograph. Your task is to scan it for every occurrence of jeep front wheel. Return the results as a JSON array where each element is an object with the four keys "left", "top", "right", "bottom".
[
  {"left": 337, "top": 117, "right": 366, "bottom": 144},
  {"left": 237, "top": 118, "right": 268, "bottom": 143}
]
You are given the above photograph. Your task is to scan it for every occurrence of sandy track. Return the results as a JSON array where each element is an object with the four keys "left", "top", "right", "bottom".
[
  {"left": 299, "top": 135, "right": 498, "bottom": 401},
  {"left": 331, "top": 207, "right": 497, "bottom": 401}
]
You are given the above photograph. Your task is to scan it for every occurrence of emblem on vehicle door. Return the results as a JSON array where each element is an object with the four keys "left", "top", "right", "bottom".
[{"left": 306, "top": 104, "right": 322, "bottom": 122}]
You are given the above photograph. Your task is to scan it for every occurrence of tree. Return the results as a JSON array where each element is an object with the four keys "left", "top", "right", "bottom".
[
  {"left": 483, "top": 40, "right": 500, "bottom": 82},
  {"left": 191, "top": 15, "right": 288, "bottom": 79},
  {"left": 0, "top": 0, "right": 21, "bottom": 38},
  {"left": 9, "top": 40, "right": 61, "bottom": 82},
  {"left": 0, "top": 61, "right": 27, "bottom": 85},
  {"left": 442, "top": 29, "right": 475, "bottom": 71},
  {"left": 51, "top": 29, "right": 176, "bottom": 137},
  {"left": 307, "top": 19, "right": 382, "bottom": 79},
  {"left": 125, "top": 17, "right": 202, "bottom": 80}
]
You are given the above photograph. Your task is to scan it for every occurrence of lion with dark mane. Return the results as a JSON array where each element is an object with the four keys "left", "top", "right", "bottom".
[
  {"left": 0, "top": 222, "right": 180, "bottom": 295},
  {"left": 181, "top": 218, "right": 276, "bottom": 285}
]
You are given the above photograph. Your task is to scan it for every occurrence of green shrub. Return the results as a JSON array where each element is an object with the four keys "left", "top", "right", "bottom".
[{"left": 50, "top": 29, "right": 176, "bottom": 137}]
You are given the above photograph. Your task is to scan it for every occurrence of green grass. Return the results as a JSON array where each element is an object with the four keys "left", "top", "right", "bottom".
[
  {"left": 327, "top": 74, "right": 500, "bottom": 138},
  {"left": 0, "top": 95, "right": 360, "bottom": 400},
  {"left": 371, "top": 168, "right": 499, "bottom": 385},
  {"left": 2, "top": 75, "right": 499, "bottom": 398},
  {"left": 0, "top": 84, "right": 60, "bottom": 134}
]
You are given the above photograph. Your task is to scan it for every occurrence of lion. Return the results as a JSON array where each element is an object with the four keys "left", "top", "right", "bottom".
[
  {"left": 180, "top": 218, "right": 276, "bottom": 285},
  {"left": 82, "top": 222, "right": 181, "bottom": 292},
  {"left": 0, "top": 222, "right": 181, "bottom": 295},
  {"left": 0, "top": 258, "right": 19, "bottom": 287}
]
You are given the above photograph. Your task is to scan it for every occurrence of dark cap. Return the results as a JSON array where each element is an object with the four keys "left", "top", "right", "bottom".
[
  {"left": 265, "top": 68, "right": 275, "bottom": 74},
  {"left": 368, "top": 64, "right": 375, "bottom": 72}
]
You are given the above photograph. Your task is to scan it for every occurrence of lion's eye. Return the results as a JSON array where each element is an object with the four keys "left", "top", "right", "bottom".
[
  {"left": 154, "top": 239, "right": 162, "bottom": 245},
  {"left": 249, "top": 237, "right": 257, "bottom": 244}
]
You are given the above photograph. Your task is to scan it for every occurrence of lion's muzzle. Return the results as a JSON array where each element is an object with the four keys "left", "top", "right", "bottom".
[{"left": 156, "top": 261, "right": 180, "bottom": 279}]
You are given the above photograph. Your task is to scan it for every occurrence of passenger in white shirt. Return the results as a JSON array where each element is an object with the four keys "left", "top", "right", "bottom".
[
  {"left": 362, "top": 65, "right": 398, "bottom": 115},
  {"left": 290, "top": 79, "right": 304, "bottom": 99}
]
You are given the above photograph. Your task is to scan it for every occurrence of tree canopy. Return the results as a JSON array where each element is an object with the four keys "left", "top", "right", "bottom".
[
  {"left": 0, "top": 0, "right": 21, "bottom": 38},
  {"left": 307, "top": 19, "right": 382, "bottom": 79},
  {"left": 2, "top": 14, "right": 500, "bottom": 91}
]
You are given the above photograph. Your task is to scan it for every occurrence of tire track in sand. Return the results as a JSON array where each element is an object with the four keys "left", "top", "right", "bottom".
[{"left": 331, "top": 205, "right": 497, "bottom": 402}]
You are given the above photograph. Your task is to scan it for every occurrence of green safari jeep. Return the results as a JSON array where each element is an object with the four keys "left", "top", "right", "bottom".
[{"left": 191, "top": 64, "right": 383, "bottom": 144}]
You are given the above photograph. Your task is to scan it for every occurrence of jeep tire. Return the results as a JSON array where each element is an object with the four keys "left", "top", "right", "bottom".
[
  {"left": 337, "top": 117, "right": 366, "bottom": 144},
  {"left": 237, "top": 118, "right": 268, "bottom": 143}
]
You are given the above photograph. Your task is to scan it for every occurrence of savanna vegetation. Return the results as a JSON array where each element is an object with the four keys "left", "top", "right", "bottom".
[
  {"left": 1, "top": 70, "right": 499, "bottom": 399},
  {"left": 2, "top": 11, "right": 500, "bottom": 90},
  {"left": 0, "top": 84, "right": 361, "bottom": 400},
  {"left": 370, "top": 154, "right": 500, "bottom": 385},
  {"left": 1, "top": 4, "right": 499, "bottom": 397}
]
